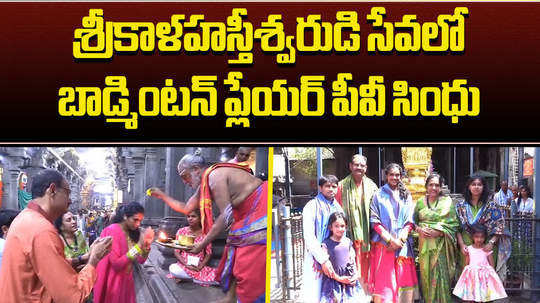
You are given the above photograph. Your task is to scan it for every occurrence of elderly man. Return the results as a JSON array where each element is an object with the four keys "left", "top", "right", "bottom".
[
  {"left": 495, "top": 180, "right": 513, "bottom": 218},
  {"left": 302, "top": 175, "right": 344, "bottom": 303},
  {"left": 336, "top": 154, "right": 378, "bottom": 288},
  {"left": 151, "top": 151, "right": 267, "bottom": 303},
  {"left": 0, "top": 169, "right": 112, "bottom": 303},
  {"left": 495, "top": 181, "right": 513, "bottom": 207}
]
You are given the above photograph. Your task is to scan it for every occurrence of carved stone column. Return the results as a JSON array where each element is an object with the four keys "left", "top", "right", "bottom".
[
  {"left": 131, "top": 148, "right": 146, "bottom": 204},
  {"left": 164, "top": 147, "right": 189, "bottom": 217},
  {"left": 5, "top": 148, "right": 26, "bottom": 210},
  {"left": 142, "top": 147, "right": 163, "bottom": 221}
]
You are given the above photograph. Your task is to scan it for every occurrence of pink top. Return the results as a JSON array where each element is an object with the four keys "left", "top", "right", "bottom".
[
  {"left": 467, "top": 246, "right": 492, "bottom": 267},
  {"left": 175, "top": 227, "right": 216, "bottom": 283},
  {"left": 93, "top": 224, "right": 148, "bottom": 303}
]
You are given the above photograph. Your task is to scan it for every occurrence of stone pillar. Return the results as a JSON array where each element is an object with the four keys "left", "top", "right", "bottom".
[
  {"left": 5, "top": 148, "right": 26, "bottom": 210},
  {"left": 125, "top": 154, "right": 135, "bottom": 203},
  {"left": 132, "top": 148, "right": 146, "bottom": 204},
  {"left": 6, "top": 169, "right": 21, "bottom": 210},
  {"left": 142, "top": 147, "right": 164, "bottom": 221},
  {"left": 164, "top": 147, "right": 193, "bottom": 217}
]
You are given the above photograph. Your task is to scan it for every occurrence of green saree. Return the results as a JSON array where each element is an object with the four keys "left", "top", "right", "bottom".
[{"left": 415, "top": 196, "right": 459, "bottom": 303}]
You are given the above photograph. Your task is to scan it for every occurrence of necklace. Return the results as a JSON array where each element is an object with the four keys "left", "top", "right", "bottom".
[
  {"left": 122, "top": 227, "right": 135, "bottom": 248},
  {"left": 60, "top": 232, "right": 78, "bottom": 252},
  {"left": 426, "top": 195, "right": 439, "bottom": 209}
]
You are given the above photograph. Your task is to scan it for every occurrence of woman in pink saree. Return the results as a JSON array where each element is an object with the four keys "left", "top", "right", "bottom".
[{"left": 93, "top": 202, "right": 154, "bottom": 303}]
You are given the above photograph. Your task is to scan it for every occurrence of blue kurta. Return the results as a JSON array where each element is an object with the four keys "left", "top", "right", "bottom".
[
  {"left": 302, "top": 193, "right": 344, "bottom": 303},
  {"left": 370, "top": 184, "right": 415, "bottom": 258}
]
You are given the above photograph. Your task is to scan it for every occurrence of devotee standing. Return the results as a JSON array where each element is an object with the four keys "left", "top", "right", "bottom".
[
  {"left": 0, "top": 169, "right": 112, "bottom": 303},
  {"left": 455, "top": 175, "right": 511, "bottom": 281},
  {"left": 93, "top": 202, "right": 154, "bottom": 303},
  {"left": 335, "top": 154, "right": 378, "bottom": 291},
  {"left": 414, "top": 173, "right": 459, "bottom": 303},
  {"left": 510, "top": 184, "right": 520, "bottom": 216},
  {"left": 55, "top": 211, "right": 90, "bottom": 272},
  {"left": 495, "top": 181, "right": 513, "bottom": 207},
  {"left": 302, "top": 175, "right": 343, "bottom": 303},
  {"left": 150, "top": 150, "right": 267, "bottom": 303},
  {"left": 515, "top": 185, "right": 535, "bottom": 214},
  {"left": 369, "top": 163, "right": 417, "bottom": 303},
  {"left": 320, "top": 212, "right": 370, "bottom": 303},
  {"left": 77, "top": 209, "right": 87, "bottom": 239},
  {"left": 495, "top": 180, "right": 513, "bottom": 218}
]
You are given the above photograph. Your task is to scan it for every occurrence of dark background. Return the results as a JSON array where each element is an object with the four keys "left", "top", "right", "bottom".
[{"left": 1, "top": 3, "right": 539, "bottom": 142}]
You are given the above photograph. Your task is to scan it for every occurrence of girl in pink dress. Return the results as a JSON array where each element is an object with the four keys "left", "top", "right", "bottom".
[
  {"left": 169, "top": 209, "right": 217, "bottom": 286},
  {"left": 93, "top": 202, "right": 154, "bottom": 303},
  {"left": 453, "top": 225, "right": 507, "bottom": 302}
]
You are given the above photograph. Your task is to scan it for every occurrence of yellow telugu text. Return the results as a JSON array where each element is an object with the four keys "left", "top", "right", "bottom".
[
  {"left": 57, "top": 74, "right": 480, "bottom": 129},
  {"left": 73, "top": 7, "right": 469, "bottom": 65}
]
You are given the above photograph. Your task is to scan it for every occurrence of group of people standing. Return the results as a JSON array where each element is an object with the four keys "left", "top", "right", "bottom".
[
  {"left": 302, "top": 154, "right": 519, "bottom": 303},
  {"left": 494, "top": 180, "right": 535, "bottom": 216},
  {"left": 0, "top": 147, "right": 267, "bottom": 303}
]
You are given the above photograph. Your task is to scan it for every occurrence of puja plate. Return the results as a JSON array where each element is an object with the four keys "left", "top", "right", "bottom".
[{"left": 155, "top": 240, "right": 193, "bottom": 250}]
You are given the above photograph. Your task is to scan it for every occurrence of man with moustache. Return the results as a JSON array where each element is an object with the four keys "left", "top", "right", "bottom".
[
  {"left": 336, "top": 154, "right": 378, "bottom": 290},
  {"left": 0, "top": 169, "right": 112, "bottom": 303}
]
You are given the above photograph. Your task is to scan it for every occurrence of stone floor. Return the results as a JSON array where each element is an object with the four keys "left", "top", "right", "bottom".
[
  {"left": 270, "top": 255, "right": 537, "bottom": 303},
  {"left": 135, "top": 243, "right": 225, "bottom": 303}
]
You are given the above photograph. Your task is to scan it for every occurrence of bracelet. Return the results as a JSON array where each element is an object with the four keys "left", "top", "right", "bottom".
[
  {"left": 127, "top": 244, "right": 142, "bottom": 261},
  {"left": 134, "top": 244, "right": 143, "bottom": 255}
]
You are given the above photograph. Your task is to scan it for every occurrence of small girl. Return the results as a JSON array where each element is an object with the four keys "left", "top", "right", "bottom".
[
  {"left": 453, "top": 225, "right": 507, "bottom": 302},
  {"left": 320, "top": 212, "right": 369, "bottom": 303}
]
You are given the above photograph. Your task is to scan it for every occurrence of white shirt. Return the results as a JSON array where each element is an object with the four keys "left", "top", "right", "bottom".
[
  {"left": 517, "top": 198, "right": 535, "bottom": 213},
  {"left": 494, "top": 189, "right": 513, "bottom": 207}
]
